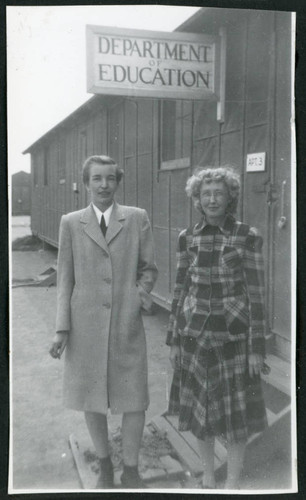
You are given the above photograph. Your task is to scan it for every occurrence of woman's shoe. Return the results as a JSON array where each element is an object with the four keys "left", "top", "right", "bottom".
[
  {"left": 120, "top": 465, "right": 147, "bottom": 488},
  {"left": 96, "top": 456, "right": 114, "bottom": 489},
  {"left": 198, "top": 474, "right": 216, "bottom": 489}
]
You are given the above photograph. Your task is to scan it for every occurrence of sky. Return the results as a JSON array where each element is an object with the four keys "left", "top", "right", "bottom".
[{"left": 7, "top": 5, "right": 201, "bottom": 177}]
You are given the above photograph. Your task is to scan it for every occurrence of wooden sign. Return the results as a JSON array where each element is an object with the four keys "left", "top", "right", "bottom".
[{"left": 86, "top": 25, "right": 220, "bottom": 100}]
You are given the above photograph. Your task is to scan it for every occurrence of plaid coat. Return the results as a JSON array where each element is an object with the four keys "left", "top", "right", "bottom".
[
  {"left": 167, "top": 214, "right": 266, "bottom": 356},
  {"left": 166, "top": 215, "right": 267, "bottom": 442}
]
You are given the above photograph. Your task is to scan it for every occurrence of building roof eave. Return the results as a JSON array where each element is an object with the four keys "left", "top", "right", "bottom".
[
  {"left": 175, "top": 6, "right": 248, "bottom": 34},
  {"left": 22, "top": 94, "right": 113, "bottom": 155}
]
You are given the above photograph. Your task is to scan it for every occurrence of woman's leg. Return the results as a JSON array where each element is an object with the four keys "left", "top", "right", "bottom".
[
  {"left": 120, "top": 411, "right": 146, "bottom": 487},
  {"left": 225, "top": 441, "right": 246, "bottom": 489},
  {"left": 84, "top": 411, "right": 109, "bottom": 458},
  {"left": 197, "top": 435, "right": 216, "bottom": 488},
  {"left": 85, "top": 411, "right": 113, "bottom": 488},
  {"left": 121, "top": 410, "right": 145, "bottom": 466}
]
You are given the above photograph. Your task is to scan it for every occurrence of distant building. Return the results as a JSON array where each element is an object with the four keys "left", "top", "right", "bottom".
[
  {"left": 23, "top": 8, "right": 293, "bottom": 362},
  {"left": 11, "top": 171, "right": 31, "bottom": 215}
]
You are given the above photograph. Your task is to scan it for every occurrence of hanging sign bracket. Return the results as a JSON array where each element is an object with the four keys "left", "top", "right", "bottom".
[{"left": 217, "top": 27, "right": 227, "bottom": 123}]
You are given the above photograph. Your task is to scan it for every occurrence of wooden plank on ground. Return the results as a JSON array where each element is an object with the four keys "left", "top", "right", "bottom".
[
  {"left": 214, "top": 439, "right": 227, "bottom": 466},
  {"left": 150, "top": 416, "right": 204, "bottom": 475},
  {"left": 263, "top": 354, "right": 291, "bottom": 396},
  {"left": 247, "top": 404, "right": 291, "bottom": 447},
  {"left": 266, "top": 405, "right": 291, "bottom": 427},
  {"left": 267, "top": 354, "right": 290, "bottom": 375},
  {"left": 159, "top": 454, "right": 185, "bottom": 479},
  {"left": 165, "top": 414, "right": 225, "bottom": 470},
  {"left": 69, "top": 434, "right": 97, "bottom": 489}
]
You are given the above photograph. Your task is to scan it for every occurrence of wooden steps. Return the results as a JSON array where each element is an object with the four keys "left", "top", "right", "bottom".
[
  {"left": 149, "top": 415, "right": 204, "bottom": 475},
  {"left": 69, "top": 434, "right": 97, "bottom": 489},
  {"left": 151, "top": 414, "right": 227, "bottom": 476},
  {"left": 150, "top": 353, "right": 292, "bottom": 478},
  {"left": 262, "top": 354, "right": 291, "bottom": 396}
]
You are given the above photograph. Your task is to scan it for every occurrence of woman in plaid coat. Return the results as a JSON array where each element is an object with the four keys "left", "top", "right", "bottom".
[{"left": 167, "top": 166, "right": 267, "bottom": 489}]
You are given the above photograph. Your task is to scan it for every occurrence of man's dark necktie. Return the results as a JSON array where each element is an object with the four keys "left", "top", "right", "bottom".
[{"left": 100, "top": 214, "right": 107, "bottom": 236}]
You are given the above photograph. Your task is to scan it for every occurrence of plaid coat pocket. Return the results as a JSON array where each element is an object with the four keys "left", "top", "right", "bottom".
[
  {"left": 224, "top": 298, "right": 249, "bottom": 335},
  {"left": 222, "top": 246, "right": 243, "bottom": 268}
]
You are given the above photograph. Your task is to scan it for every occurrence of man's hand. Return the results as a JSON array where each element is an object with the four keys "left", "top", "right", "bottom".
[
  {"left": 49, "top": 332, "right": 68, "bottom": 359},
  {"left": 169, "top": 345, "right": 181, "bottom": 370}
]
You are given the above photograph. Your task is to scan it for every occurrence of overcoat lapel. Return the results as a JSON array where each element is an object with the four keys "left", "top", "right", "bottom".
[
  {"left": 106, "top": 202, "right": 125, "bottom": 245},
  {"left": 80, "top": 203, "right": 126, "bottom": 251},
  {"left": 80, "top": 205, "right": 109, "bottom": 253}
]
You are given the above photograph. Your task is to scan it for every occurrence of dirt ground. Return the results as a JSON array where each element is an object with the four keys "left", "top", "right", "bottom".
[{"left": 10, "top": 216, "right": 294, "bottom": 493}]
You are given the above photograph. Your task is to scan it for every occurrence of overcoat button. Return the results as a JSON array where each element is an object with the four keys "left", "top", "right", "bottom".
[
  {"left": 104, "top": 278, "right": 112, "bottom": 284},
  {"left": 103, "top": 303, "right": 111, "bottom": 308}
]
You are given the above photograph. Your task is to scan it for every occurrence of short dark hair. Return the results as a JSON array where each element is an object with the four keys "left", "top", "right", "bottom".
[{"left": 82, "top": 155, "right": 124, "bottom": 185}]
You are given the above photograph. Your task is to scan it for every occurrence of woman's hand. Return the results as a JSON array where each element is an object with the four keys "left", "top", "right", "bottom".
[
  {"left": 169, "top": 345, "right": 181, "bottom": 370},
  {"left": 49, "top": 332, "right": 68, "bottom": 359},
  {"left": 248, "top": 353, "right": 264, "bottom": 377}
]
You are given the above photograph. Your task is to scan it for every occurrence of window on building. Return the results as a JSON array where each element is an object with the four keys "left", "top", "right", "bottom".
[
  {"left": 160, "top": 100, "right": 192, "bottom": 170},
  {"left": 43, "top": 146, "right": 50, "bottom": 186},
  {"left": 58, "top": 137, "right": 66, "bottom": 183}
]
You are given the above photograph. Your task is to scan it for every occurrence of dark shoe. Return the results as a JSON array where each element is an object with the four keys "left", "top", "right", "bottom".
[
  {"left": 120, "top": 467, "right": 147, "bottom": 488},
  {"left": 96, "top": 456, "right": 114, "bottom": 489}
]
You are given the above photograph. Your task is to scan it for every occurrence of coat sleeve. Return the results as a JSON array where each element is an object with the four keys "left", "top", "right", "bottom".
[
  {"left": 136, "top": 210, "right": 158, "bottom": 298},
  {"left": 166, "top": 230, "right": 190, "bottom": 347},
  {"left": 55, "top": 215, "right": 75, "bottom": 332},
  {"left": 243, "top": 228, "right": 266, "bottom": 357}
]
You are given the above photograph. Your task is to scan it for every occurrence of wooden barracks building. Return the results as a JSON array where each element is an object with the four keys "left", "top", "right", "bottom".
[{"left": 24, "top": 8, "right": 294, "bottom": 363}]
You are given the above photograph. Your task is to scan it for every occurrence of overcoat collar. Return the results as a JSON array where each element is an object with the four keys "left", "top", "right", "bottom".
[{"left": 80, "top": 202, "right": 126, "bottom": 251}]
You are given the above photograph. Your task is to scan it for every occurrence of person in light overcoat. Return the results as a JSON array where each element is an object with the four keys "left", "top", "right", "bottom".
[{"left": 49, "top": 155, "right": 158, "bottom": 489}]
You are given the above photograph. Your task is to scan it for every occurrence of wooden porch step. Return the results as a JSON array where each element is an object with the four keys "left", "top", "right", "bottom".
[
  {"left": 150, "top": 361, "right": 292, "bottom": 478},
  {"left": 149, "top": 415, "right": 204, "bottom": 475},
  {"left": 69, "top": 434, "right": 97, "bottom": 489},
  {"left": 262, "top": 354, "right": 291, "bottom": 396},
  {"left": 164, "top": 415, "right": 227, "bottom": 469}
]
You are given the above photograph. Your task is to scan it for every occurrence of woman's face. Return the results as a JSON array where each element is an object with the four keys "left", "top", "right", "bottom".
[
  {"left": 199, "top": 180, "right": 230, "bottom": 224},
  {"left": 86, "top": 162, "right": 118, "bottom": 211}
]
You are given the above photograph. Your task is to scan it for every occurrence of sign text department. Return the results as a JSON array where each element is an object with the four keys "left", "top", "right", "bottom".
[{"left": 87, "top": 26, "right": 219, "bottom": 99}]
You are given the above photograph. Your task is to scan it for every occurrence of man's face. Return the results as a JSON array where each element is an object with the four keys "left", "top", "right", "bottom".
[{"left": 86, "top": 162, "right": 118, "bottom": 211}]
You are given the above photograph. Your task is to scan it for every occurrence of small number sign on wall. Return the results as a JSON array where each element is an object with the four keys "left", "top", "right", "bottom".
[{"left": 246, "top": 152, "right": 266, "bottom": 172}]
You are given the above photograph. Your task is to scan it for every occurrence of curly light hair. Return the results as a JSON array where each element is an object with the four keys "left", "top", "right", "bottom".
[{"left": 185, "top": 166, "right": 241, "bottom": 214}]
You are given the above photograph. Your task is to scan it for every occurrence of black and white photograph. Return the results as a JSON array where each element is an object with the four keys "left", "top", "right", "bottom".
[{"left": 7, "top": 4, "right": 297, "bottom": 494}]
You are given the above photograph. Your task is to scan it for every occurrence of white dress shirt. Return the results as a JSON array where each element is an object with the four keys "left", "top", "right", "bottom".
[{"left": 92, "top": 202, "right": 114, "bottom": 228}]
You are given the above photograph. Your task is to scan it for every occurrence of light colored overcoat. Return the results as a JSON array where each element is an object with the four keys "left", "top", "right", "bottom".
[{"left": 56, "top": 202, "right": 158, "bottom": 414}]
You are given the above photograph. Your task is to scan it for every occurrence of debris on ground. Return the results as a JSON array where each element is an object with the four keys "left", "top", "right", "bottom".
[
  {"left": 83, "top": 425, "right": 174, "bottom": 475},
  {"left": 71, "top": 424, "right": 187, "bottom": 488},
  {"left": 12, "top": 266, "right": 57, "bottom": 288},
  {"left": 12, "top": 235, "right": 43, "bottom": 251}
]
